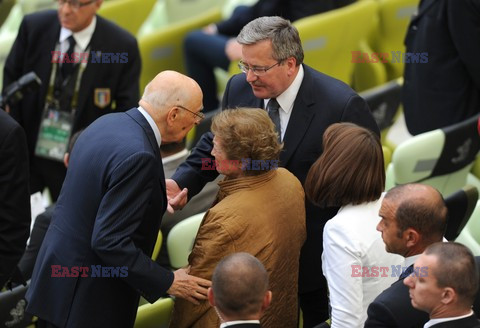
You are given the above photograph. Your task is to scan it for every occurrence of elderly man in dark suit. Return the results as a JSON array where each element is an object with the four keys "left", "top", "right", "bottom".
[
  {"left": 0, "top": 109, "right": 30, "bottom": 288},
  {"left": 26, "top": 71, "right": 211, "bottom": 328},
  {"left": 404, "top": 242, "right": 480, "bottom": 328},
  {"left": 403, "top": 0, "right": 480, "bottom": 135},
  {"left": 3, "top": 0, "right": 141, "bottom": 200},
  {"left": 166, "top": 16, "right": 379, "bottom": 327},
  {"left": 208, "top": 252, "right": 272, "bottom": 328}
]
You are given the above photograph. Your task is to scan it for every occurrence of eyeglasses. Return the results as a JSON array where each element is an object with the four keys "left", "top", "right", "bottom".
[
  {"left": 57, "top": 0, "right": 97, "bottom": 11},
  {"left": 238, "top": 60, "right": 283, "bottom": 76},
  {"left": 177, "top": 105, "right": 205, "bottom": 123}
]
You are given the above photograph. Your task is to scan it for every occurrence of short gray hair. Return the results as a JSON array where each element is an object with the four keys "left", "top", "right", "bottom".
[
  {"left": 237, "top": 16, "right": 304, "bottom": 66},
  {"left": 141, "top": 81, "right": 184, "bottom": 110}
]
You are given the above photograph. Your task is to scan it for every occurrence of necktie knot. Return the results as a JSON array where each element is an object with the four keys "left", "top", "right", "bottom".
[{"left": 267, "top": 98, "right": 281, "bottom": 142}]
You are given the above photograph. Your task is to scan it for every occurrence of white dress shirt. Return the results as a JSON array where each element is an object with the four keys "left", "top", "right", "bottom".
[
  {"left": 263, "top": 65, "right": 304, "bottom": 141},
  {"left": 138, "top": 106, "right": 161, "bottom": 148},
  {"left": 322, "top": 197, "right": 405, "bottom": 328},
  {"left": 220, "top": 320, "right": 260, "bottom": 327},
  {"left": 59, "top": 16, "right": 96, "bottom": 54}
]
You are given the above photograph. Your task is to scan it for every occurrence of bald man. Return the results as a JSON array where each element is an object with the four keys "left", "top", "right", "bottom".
[
  {"left": 365, "top": 183, "right": 448, "bottom": 328},
  {"left": 26, "top": 71, "right": 210, "bottom": 328},
  {"left": 208, "top": 253, "right": 272, "bottom": 327}
]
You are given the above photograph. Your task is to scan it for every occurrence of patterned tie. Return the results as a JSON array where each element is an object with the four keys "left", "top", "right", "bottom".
[
  {"left": 399, "top": 264, "right": 414, "bottom": 280},
  {"left": 61, "top": 35, "right": 76, "bottom": 79},
  {"left": 267, "top": 98, "right": 281, "bottom": 142}
]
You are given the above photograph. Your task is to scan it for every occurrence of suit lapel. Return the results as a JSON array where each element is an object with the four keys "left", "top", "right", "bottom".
[{"left": 281, "top": 65, "right": 316, "bottom": 166}]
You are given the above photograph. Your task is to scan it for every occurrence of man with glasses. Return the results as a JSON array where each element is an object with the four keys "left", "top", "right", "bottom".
[
  {"left": 167, "top": 16, "right": 379, "bottom": 327},
  {"left": 26, "top": 71, "right": 210, "bottom": 328},
  {"left": 3, "top": 0, "right": 141, "bottom": 201}
]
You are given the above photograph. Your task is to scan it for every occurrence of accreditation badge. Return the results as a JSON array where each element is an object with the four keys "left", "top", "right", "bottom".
[
  {"left": 34, "top": 105, "right": 74, "bottom": 162},
  {"left": 94, "top": 88, "right": 111, "bottom": 108}
]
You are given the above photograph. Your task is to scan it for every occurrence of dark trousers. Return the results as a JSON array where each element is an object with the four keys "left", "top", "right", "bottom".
[
  {"left": 183, "top": 30, "right": 231, "bottom": 112},
  {"left": 300, "top": 279, "right": 330, "bottom": 328},
  {"left": 30, "top": 156, "right": 66, "bottom": 202}
]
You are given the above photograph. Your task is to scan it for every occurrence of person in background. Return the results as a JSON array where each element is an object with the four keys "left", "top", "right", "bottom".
[
  {"left": 3, "top": 0, "right": 141, "bottom": 200},
  {"left": 404, "top": 242, "right": 480, "bottom": 328},
  {"left": 304, "top": 123, "right": 403, "bottom": 327},
  {"left": 208, "top": 252, "right": 272, "bottom": 328}
]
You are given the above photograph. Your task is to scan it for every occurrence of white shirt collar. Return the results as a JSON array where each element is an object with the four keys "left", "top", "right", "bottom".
[
  {"left": 162, "top": 149, "right": 189, "bottom": 164},
  {"left": 220, "top": 320, "right": 260, "bottom": 327},
  {"left": 263, "top": 64, "right": 304, "bottom": 116},
  {"left": 424, "top": 310, "right": 474, "bottom": 328},
  {"left": 137, "top": 106, "right": 162, "bottom": 148},
  {"left": 404, "top": 254, "right": 421, "bottom": 268},
  {"left": 59, "top": 16, "right": 97, "bottom": 51}
]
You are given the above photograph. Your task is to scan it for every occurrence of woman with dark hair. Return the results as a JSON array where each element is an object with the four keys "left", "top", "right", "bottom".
[
  {"left": 304, "top": 123, "right": 403, "bottom": 328},
  {"left": 171, "top": 108, "right": 306, "bottom": 328}
]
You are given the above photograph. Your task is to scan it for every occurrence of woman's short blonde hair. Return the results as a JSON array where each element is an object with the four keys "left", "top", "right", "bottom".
[{"left": 211, "top": 108, "right": 283, "bottom": 176}]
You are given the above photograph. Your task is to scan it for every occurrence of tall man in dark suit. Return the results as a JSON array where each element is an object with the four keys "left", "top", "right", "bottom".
[
  {"left": 3, "top": 0, "right": 141, "bottom": 200},
  {"left": 364, "top": 183, "right": 448, "bottom": 328},
  {"left": 26, "top": 71, "right": 211, "bottom": 328},
  {"left": 167, "top": 16, "right": 379, "bottom": 327},
  {"left": 402, "top": 0, "right": 480, "bottom": 135},
  {"left": 404, "top": 242, "right": 480, "bottom": 328},
  {"left": 208, "top": 252, "right": 272, "bottom": 328},
  {"left": 0, "top": 109, "right": 30, "bottom": 288}
]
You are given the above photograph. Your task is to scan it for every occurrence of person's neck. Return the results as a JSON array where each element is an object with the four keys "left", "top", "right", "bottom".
[{"left": 429, "top": 305, "right": 472, "bottom": 319}]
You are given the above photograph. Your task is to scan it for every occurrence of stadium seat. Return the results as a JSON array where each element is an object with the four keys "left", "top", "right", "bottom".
[
  {"left": 134, "top": 297, "right": 174, "bottom": 328},
  {"left": 0, "top": 0, "right": 15, "bottom": 30},
  {"left": 371, "top": 0, "right": 420, "bottom": 80},
  {"left": 456, "top": 199, "right": 480, "bottom": 256},
  {"left": 151, "top": 230, "right": 163, "bottom": 261},
  {"left": 166, "top": 212, "right": 205, "bottom": 269},
  {"left": 293, "top": 0, "right": 378, "bottom": 86},
  {"left": 359, "top": 78, "right": 402, "bottom": 146},
  {"left": 385, "top": 114, "right": 480, "bottom": 197},
  {"left": 444, "top": 185, "right": 478, "bottom": 241},
  {"left": 137, "top": 7, "right": 222, "bottom": 91},
  {"left": 98, "top": 0, "right": 156, "bottom": 36}
]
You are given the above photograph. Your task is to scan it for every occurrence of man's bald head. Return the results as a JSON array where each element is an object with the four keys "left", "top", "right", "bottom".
[
  {"left": 385, "top": 184, "right": 447, "bottom": 244},
  {"left": 210, "top": 253, "right": 270, "bottom": 320},
  {"left": 139, "top": 70, "right": 203, "bottom": 144}
]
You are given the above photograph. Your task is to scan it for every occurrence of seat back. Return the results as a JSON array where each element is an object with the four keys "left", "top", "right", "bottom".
[
  {"left": 360, "top": 78, "right": 402, "bottom": 132},
  {"left": 165, "top": 0, "right": 225, "bottom": 24},
  {"left": 134, "top": 297, "right": 174, "bottom": 328},
  {"left": 372, "top": 0, "right": 420, "bottom": 80},
  {"left": 385, "top": 114, "right": 480, "bottom": 196},
  {"left": 293, "top": 0, "right": 378, "bottom": 85},
  {"left": 0, "top": 282, "right": 34, "bottom": 328},
  {"left": 138, "top": 8, "right": 221, "bottom": 91},
  {"left": 0, "top": 0, "right": 15, "bottom": 29},
  {"left": 456, "top": 200, "right": 480, "bottom": 256},
  {"left": 98, "top": 0, "right": 156, "bottom": 36},
  {"left": 166, "top": 212, "right": 205, "bottom": 269},
  {"left": 151, "top": 230, "right": 163, "bottom": 261},
  {"left": 444, "top": 185, "right": 479, "bottom": 241}
]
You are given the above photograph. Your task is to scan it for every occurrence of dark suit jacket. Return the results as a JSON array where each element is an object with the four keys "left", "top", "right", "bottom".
[
  {"left": 216, "top": 0, "right": 354, "bottom": 36},
  {"left": 403, "top": 0, "right": 480, "bottom": 135},
  {"left": 428, "top": 314, "right": 480, "bottom": 328},
  {"left": 3, "top": 10, "right": 141, "bottom": 160},
  {"left": 25, "top": 109, "right": 173, "bottom": 327},
  {"left": 365, "top": 258, "right": 480, "bottom": 328},
  {"left": 172, "top": 65, "right": 379, "bottom": 293},
  {"left": 0, "top": 109, "right": 30, "bottom": 288}
]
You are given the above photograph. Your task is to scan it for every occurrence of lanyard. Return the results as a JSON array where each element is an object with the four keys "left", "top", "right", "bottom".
[{"left": 46, "top": 45, "right": 89, "bottom": 112}]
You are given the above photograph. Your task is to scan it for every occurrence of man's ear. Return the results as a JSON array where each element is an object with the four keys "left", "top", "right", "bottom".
[
  {"left": 63, "top": 152, "right": 70, "bottom": 168},
  {"left": 166, "top": 107, "right": 179, "bottom": 126},
  {"left": 261, "top": 290, "right": 272, "bottom": 312},
  {"left": 405, "top": 228, "right": 420, "bottom": 248},
  {"left": 208, "top": 287, "right": 215, "bottom": 307},
  {"left": 441, "top": 287, "right": 456, "bottom": 305}
]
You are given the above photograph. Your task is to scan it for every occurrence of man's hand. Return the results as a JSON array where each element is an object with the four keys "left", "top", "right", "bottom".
[
  {"left": 225, "top": 39, "right": 242, "bottom": 61},
  {"left": 167, "top": 268, "right": 211, "bottom": 304},
  {"left": 166, "top": 179, "right": 188, "bottom": 213}
]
